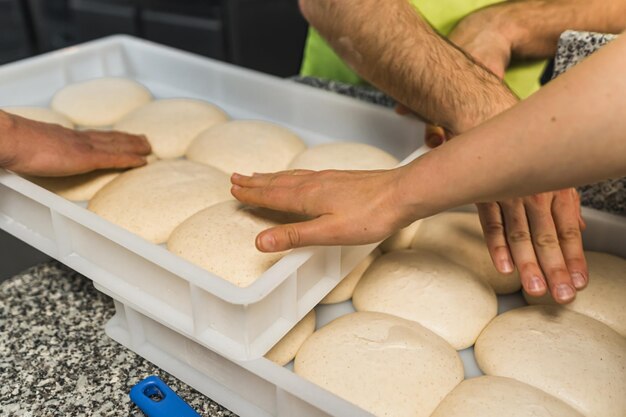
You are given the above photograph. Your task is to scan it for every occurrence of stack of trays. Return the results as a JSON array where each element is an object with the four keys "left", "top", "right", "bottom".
[{"left": 1, "top": 36, "right": 624, "bottom": 417}]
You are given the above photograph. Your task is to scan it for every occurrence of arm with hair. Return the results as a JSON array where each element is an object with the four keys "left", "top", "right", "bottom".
[
  {"left": 449, "top": 0, "right": 626, "bottom": 78},
  {"left": 298, "top": 0, "right": 517, "bottom": 135}
]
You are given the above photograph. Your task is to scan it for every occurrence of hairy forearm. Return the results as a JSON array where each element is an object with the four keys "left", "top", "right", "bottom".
[
  {"left": 299, "top": 0, "right": 517, "bottom": 134},
  {"left": 477, "top": 0, "right": 626, "bottom": 59},
  {"left": 405, "top": 33, "right": 626, "bottom": 216}
]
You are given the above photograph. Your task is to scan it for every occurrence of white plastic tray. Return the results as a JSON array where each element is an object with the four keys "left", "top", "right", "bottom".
[
  {"left": 102, "top": 207, "right": 626, "bottom": 417},
  {"left": 0, "top": 35, "right": 425, "bottom": 361}
]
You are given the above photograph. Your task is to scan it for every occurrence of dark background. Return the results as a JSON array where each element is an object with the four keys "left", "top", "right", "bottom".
[
  {"left": 0, "top": 0, "right": 309, "bottom": 76},
  {"left": 0, "top": 0, "right": 310, "bottom": 279}
]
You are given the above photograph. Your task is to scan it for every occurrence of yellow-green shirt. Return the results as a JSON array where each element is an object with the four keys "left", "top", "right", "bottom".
[{"left": 300, "top": 0, "right": 546, "bottom": 98}]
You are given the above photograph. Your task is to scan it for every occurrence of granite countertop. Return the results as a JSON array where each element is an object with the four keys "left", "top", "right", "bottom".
[
  {"left": 1, "top": 31, "right": 623, "bottom": 417},
  {"left": 0, "top": 262, "right": 236, "bottom": 417}
]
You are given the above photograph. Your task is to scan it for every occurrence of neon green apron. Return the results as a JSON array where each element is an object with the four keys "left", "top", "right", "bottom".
[{"left": 300, "top": 0, "right": 545, "bottom": 99}]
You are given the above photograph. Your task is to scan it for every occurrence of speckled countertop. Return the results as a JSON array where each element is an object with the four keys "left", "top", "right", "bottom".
[
  {"left": 1, "top": 31, "right": 623, "bottom": 417},
  {"left": 0, "top": 262, "right": 236, "bottom": 417}
]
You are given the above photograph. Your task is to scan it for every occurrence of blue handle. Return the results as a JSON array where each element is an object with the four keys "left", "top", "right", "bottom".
[{"left": 130, "top": 376, "right": 201, "bottom": 417}]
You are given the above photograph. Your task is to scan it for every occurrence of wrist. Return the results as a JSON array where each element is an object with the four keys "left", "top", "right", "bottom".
[
  {"left": 481, "top": 3, "right": 536, "bottom": 57},
  {"left": 395, "top": 154, "right": 449, "bottom": 222},
  {"left": 0, "top": 111, "right": 18, "bottom": 169},
  {"left": 478, "top": 4, "right": 526, "bottom": 54}
]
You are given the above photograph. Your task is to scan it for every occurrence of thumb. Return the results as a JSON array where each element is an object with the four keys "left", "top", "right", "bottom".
[
  {"left": 425, "top": 124, "right": 447, "bottom": 148},
  {"left": 256, "top": 216, "right": 338, "bottom": 252}
]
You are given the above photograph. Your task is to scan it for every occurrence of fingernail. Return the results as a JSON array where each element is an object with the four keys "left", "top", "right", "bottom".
[
  {"left": 258, "top": 234, "right": 276, "bottom": 251},
  {"left": 231, "top": 173, "right": 241, "bottom": 180},
  {"left": 571, "top": 272, "right": 586, "bottom": 289},
  {"left": 528, "top": 276, "right": 545, "bottom": 293},
  {"left": 556, "top": 284, "right": 575, "bottom": 302},
  {"left": 427, "top": 134, "right": 443, "bottom": 147},
  {"left": 231, "top": 185, "right": 241, "bottom": 193},
  {"left": 500, "top": 258, "right": 514, "bottom": 273}
]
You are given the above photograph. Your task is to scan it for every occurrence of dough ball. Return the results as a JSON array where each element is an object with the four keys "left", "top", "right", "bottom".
[
  {"left": 320, "top": 248, "right": 381, "bottom": 305},
  {"left": 475, "top": 305, "right": 626, "bottom": 417},
  {"left": 525, "top": 251, "right": 626, "bottom": 336},
  {"left": 411, "top": 212, "right": 521, "bottom": 294},
  {"left": 26, "top": 170, "right": 121, "bottom": 201},
  {"left": 88, "top": 160, "right": 232, "bottom": 243},
  {"left": 288, "top": 142, "right": 399, "bottom": 170},
  {"left": 3, "top": 106, "right": 73, "bottom": 128},
  {"left": 431, "top": 376, "right": 584, "bottom": 417},
  {"left": 294, "top": 311, "right": 463, "bottom": 417},
  {"left": 51, "top": 78, "right": 151, "bottom": 127},
  {"left": 25, "top": 154, "right": 158, "bottom": 202},
  {"left": 186, "top": 120, "right": 306, "bottom": 175},
  {"left": 115, "top": 98, "right": 228, "bottom": 159},
  {"left": 379, "top": 220, "right": 422, "bottom": 253},
  {"left": 265, "top": 310, "right": 316, "bottom": 366},
  {"left": 353, "top": 249, "right": 497, "bottom": 349},
  {"left": 168, "top": 201, "right": 301, "bottom": 287}
]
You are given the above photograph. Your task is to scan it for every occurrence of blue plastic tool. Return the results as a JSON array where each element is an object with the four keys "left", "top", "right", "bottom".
[{"left": 130, "top": 376, "right": 201, "bottom": 417}]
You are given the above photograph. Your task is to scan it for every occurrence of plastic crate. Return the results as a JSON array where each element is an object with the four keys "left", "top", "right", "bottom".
[
  {"left": 0, "top": 35, "right": 424, "bottom": 361},
  {"left": 102, "top": 206, "right": 626, "bottom": 417}
]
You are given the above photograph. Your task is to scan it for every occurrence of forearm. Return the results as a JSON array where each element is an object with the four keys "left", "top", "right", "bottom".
[
  {"left": 405, "top": 33, "right": 626, "bottom": 216},
  {"left": 299, "top": 0, "right": 517, "bottom": 134},
  {"left": 476, "top": 0, "right": 626, "bottom": 59},
  {"left": 0, "top": 111, "right": 17, "bottom": 168}
]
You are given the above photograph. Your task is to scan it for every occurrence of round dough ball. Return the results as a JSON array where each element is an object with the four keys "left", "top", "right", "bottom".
[
  {"left": 294, "top": 311, "right": 463, "bottom": 417},
  {"left": 524, "top": 251, "right": 626, "bottom": 336},
  {"left": 51, "top": 78, "right": 151, "bottom": 127},
  {"left": 186, "top": 120, "right": 306, "bottom": 175},
  {"left": 265, "top": 310, "right": 316, "bottom": 366},
  {"left": 379, "top": 220, "right": 422, "bottom": 253},
  {"left": 3, "top": 106, "right": 73, "bottom": 128},
  {"left": 26, "top": 170, "right": 121, "bottom": 201},
  {"left": 320, "top": 248, "right": 381, "bottom": 305},
  {"left": 475, "top": 305, "right": 626, "bottom": 417},
  {"left": 288, "top": 142, "right": 399, "bottom": 170},
  {"left": 353, "top": 249, "right": 497, "bottom": 349},
  {"left": 88, "top": 160, "right": 232, "bottom": 243},
  {"left": 431, "top": 376, "right": 584, "bottom": 417},
  {"left": 411, "top": 212, "right": 521, "bottom": 294},
  {"left": 168, "top": 201, "right": 300, "bottom": 287},
  {"left": 114, "top": 98, "right": 228, "bottom": 159}
]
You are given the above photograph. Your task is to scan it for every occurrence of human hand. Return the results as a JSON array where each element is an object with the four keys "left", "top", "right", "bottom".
[
  {"left": 448, "top": 14, "right": 511, "bottom": 80},
  {"left": 230, "top": 168, "right": 412, "bottom": 252},
  {"left": 0, "top": 111, "right": 151, "bottom": 176},
  {"left": 478, "top": 189, "right": 587, "bottom": 304}
]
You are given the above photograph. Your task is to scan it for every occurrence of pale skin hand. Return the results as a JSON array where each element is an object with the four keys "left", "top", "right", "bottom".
[
  {"left": 0, "top": 110, "right": 151, "bottom": 176},
  {"left": 446, "top": 6, "right": 588, "bottom": 299},
  {"left": 232, "top": 32, "right": 626, "bottom": 305},
  {"left": 231, "top": 169, "right": 411, "bottom": 251},
  {"left": 295, "top": 0, "right": 589, "bottom": 302}
]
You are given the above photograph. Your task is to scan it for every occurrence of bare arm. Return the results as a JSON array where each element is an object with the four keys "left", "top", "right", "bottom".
[
  {"left": 464, "top": 0, "right": 626, "bottom": 60},
  {"left": 405, "top": 33, "right": 626, "bottom": 213},
  {"left": 298, "top": 0, "right": 517, "bottom": 134},
  {"left": 448, "top": 0, "right": 626, "bottom": 78}
]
